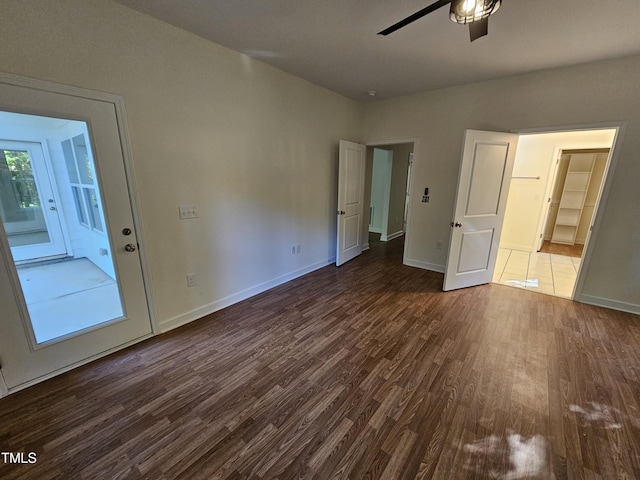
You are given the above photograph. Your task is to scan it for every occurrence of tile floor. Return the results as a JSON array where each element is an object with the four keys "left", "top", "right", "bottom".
[
  {"left": 493, "top": 247, "right": 581, "bottom": 298},
  {"left": 16, "top": 258, "right": 123, "bottom": 343}
]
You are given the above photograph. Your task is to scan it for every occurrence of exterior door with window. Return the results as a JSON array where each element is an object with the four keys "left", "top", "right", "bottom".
[
  {"left": 0, "top": 140, "right": 67, "bottom": 262},
  {"left": 0, "top": 75, "right": 152, "bottom": 393}
]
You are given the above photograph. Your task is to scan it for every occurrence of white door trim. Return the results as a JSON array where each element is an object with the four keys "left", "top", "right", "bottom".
[
  {"left": 534, "top": 146, "right": 563, "bottom": 251},
  {"left": 513, "top": 122, "right": 627, "bottom": 302}
]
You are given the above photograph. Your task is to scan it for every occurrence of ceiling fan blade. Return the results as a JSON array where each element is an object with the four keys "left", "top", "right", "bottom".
[
  {"left": 378, "top": 0, "right": 453, "bottom": 36},
  {"left": 469, "top": 16, "right": 489, "bottom": 41}
]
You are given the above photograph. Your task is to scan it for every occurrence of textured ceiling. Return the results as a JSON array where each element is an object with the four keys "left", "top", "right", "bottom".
[{"left": 112, "top": 0, "right": 640, "bottom": 100}]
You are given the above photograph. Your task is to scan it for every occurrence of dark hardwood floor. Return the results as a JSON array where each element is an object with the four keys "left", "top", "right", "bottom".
[
  {"left": 1, "top": 236, "right": 639, "bottom": 479},
  {"left": 539, "top": 241, "right": 584, "bottom": 258}
]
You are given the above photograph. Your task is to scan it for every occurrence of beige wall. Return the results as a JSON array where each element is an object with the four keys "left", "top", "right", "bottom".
[
  {"left": 501, "top": 131, "right": 615, "bottom": 252},
  {"left": 0, "top": 0, "right": 363, "bottom": 330},
  {"left": 0, "top": 0, "right": 637, "bottom": 324},
  {"left": 363, "top": 56, "right": 640, "bottom": 311}
]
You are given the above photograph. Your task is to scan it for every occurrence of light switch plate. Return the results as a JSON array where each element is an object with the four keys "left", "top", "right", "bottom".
[{"left": 179, "top": 205, "right": 198, "bottom": 219}]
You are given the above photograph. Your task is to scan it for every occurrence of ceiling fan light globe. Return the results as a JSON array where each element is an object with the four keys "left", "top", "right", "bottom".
[
  {"left": 449, "top": 0, "right": 501, "bottom": 24},
  {"left": 462, "top": 0, "right": 477, "bottom": 14}
]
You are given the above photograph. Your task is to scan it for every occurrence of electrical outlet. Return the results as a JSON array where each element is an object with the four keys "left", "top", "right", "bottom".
[
  {"left": 291, "top": 246, "right": 296, "bottom": 254},
  {"left": 296, "top": 244, "right": 301, "bottom": 254},
  {"left": 186, "top": 273, "right": 197, "bottom": 287},
  {"left": 179, "top": 205, "right": 198, "bottom": 219}
]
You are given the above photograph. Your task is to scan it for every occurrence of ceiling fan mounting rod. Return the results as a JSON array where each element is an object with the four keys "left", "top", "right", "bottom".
[{"left": 378, "top": 0, "right": 452, "bottom": 36}]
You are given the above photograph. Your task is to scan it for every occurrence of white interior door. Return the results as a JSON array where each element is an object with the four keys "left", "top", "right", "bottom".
[
  {"left": 0, "top": 140, "right": 67, "bottom": 261},
  {"left": 336, "top": 140, "right": 366, "bottom": 266},
  {"left": 0, "top": 76, "right": 152, "bottom": 392},
  {"left": 443, "top": 130, "right": 519, "bottom": 291},
  {"left": 536, "top": 149, "right": 562, "bottom": 251}
]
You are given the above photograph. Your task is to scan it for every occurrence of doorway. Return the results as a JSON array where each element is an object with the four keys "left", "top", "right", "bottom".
[
  {"left": 364, "top": 142, "right": 414, "bottom": 254},
  {"left": 0, "top": 140, "right": 68, "bottom": 261},
  {"left": 493, "top": 129, "right": 617, "bottom": 299},
  {"left": 0, "top": 74, "right": 152, "bottom": 394}
]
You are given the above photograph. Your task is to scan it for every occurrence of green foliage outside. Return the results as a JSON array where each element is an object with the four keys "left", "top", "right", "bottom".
[{"left": 4, "top": 150, "right": 41, "bottom": 208}]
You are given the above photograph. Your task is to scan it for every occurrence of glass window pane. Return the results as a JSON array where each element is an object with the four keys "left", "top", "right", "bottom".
[
  {"left": 83, "top": 187, "right": 102, "bottom": 231},
  {"left": 72, "top": 186, "right": 87, "bottom": 225},
  {"left": 0, "top": 149, "right": 50, "bottom": 247},
  {"left": 1, "top": 111, "right": 124, "bottom": 346},
  {"left": 61, "top": 139, "right": 79, "bottom": 183},
  {"left": 72, "top": 134, "right": 93, "bottom": 185}
]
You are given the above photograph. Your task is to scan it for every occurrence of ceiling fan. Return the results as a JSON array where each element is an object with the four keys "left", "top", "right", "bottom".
[{"left": 378, "top": 0, "right": 502, "bottom": 42}]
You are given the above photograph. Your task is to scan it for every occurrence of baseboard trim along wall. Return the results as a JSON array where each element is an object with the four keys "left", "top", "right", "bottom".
[
  {"left": 579, "top": 294, "right": 640, "bottom": 315},
  {"left": 160, "top": 258, "right": 335, "bottom": 333},
  {"left": 403, "top": 258, "right": 446, "bottom": 273},
  {"left": 382, "top": 231, "right": 404, "bottom": 242}
]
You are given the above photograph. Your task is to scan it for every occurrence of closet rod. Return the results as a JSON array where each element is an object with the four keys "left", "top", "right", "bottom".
[{"left": 512, "top": 176, "right": 540, "bottom": 180}]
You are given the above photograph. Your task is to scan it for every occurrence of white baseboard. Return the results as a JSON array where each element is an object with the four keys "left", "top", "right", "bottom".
[
  {"left": 369, "top": 227, "right": 382, "bottom": 234},
  {"left": 383, "top": 231, "right": 404, "bottom": 242},
  {"left": 579, "top": 294, "right": 640, "bottom": 315},
  {"left": 362, "top": 243, "right": 370, "bottom": 251},
  {"left": 159, "top": 258, "right": 334, "bottom": 333},
  {"left": 403, "top": 258, "right": 445, "bottom": 273}
]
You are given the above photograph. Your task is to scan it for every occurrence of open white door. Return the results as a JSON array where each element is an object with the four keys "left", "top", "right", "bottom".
[
  {"left": 443, "top": 130, "right": 519, "bottom": 291},
  {"left": 336, "top": 140, "right": 366, "bottom": 266}
]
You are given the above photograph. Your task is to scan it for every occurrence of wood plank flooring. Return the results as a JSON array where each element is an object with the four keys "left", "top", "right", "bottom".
[
  {"left": 1, "top": 236, "right": 639, "bottom": 479},
  {"left": 539, "top": 241, "right": 584, "bottom": 258}
]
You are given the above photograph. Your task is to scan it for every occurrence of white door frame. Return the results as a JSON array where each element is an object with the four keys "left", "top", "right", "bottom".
[
  {"left": 0, "top": 139, "right": 70, "bottom": 261},
  {"left": 0, "top": 72, "right": 160, "bottom": 393},
  {"left": 365, "top": 138, "right": 419, "bottom": 266},
  {"left": 513, "top": 122, "right": 627, "bottom": 302},
  {"left": 535, "top": 146, "right": 563, "bottom": 252}
]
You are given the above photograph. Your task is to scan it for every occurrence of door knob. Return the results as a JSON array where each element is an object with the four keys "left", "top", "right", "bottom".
[
  {"left": 450, "top": 221, "right": 463, "bottom": 227},
  {"left": 336, "top": 210, "right": 346, "bottom": 215},
  {"left": 124, "top": 243, "right": 137, "bottom": 252},
  {"left": 122, "top": 228, "right": 132, "bottom": 236}
]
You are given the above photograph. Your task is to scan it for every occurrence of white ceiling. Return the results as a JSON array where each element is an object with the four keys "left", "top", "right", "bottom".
[{"left": 112, "top": 0, "right": 640, "bottom": 101}]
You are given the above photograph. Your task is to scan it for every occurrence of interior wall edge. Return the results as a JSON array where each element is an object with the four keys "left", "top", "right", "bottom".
[
  {"left": 403, "top": 258, "right": 445, "bottom": 273},
  {"left": 578, "top": 294, "right": 640, "bottom": 315}
]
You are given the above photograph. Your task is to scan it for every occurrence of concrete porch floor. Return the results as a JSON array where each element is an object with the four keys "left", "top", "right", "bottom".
[{"left": 16, "top": 258, "right": 123, "bottom": 343}]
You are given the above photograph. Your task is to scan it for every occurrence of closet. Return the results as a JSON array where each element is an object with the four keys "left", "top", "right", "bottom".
[{"left": 551, "top": 153, "right": 595, "bottom": 245}]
